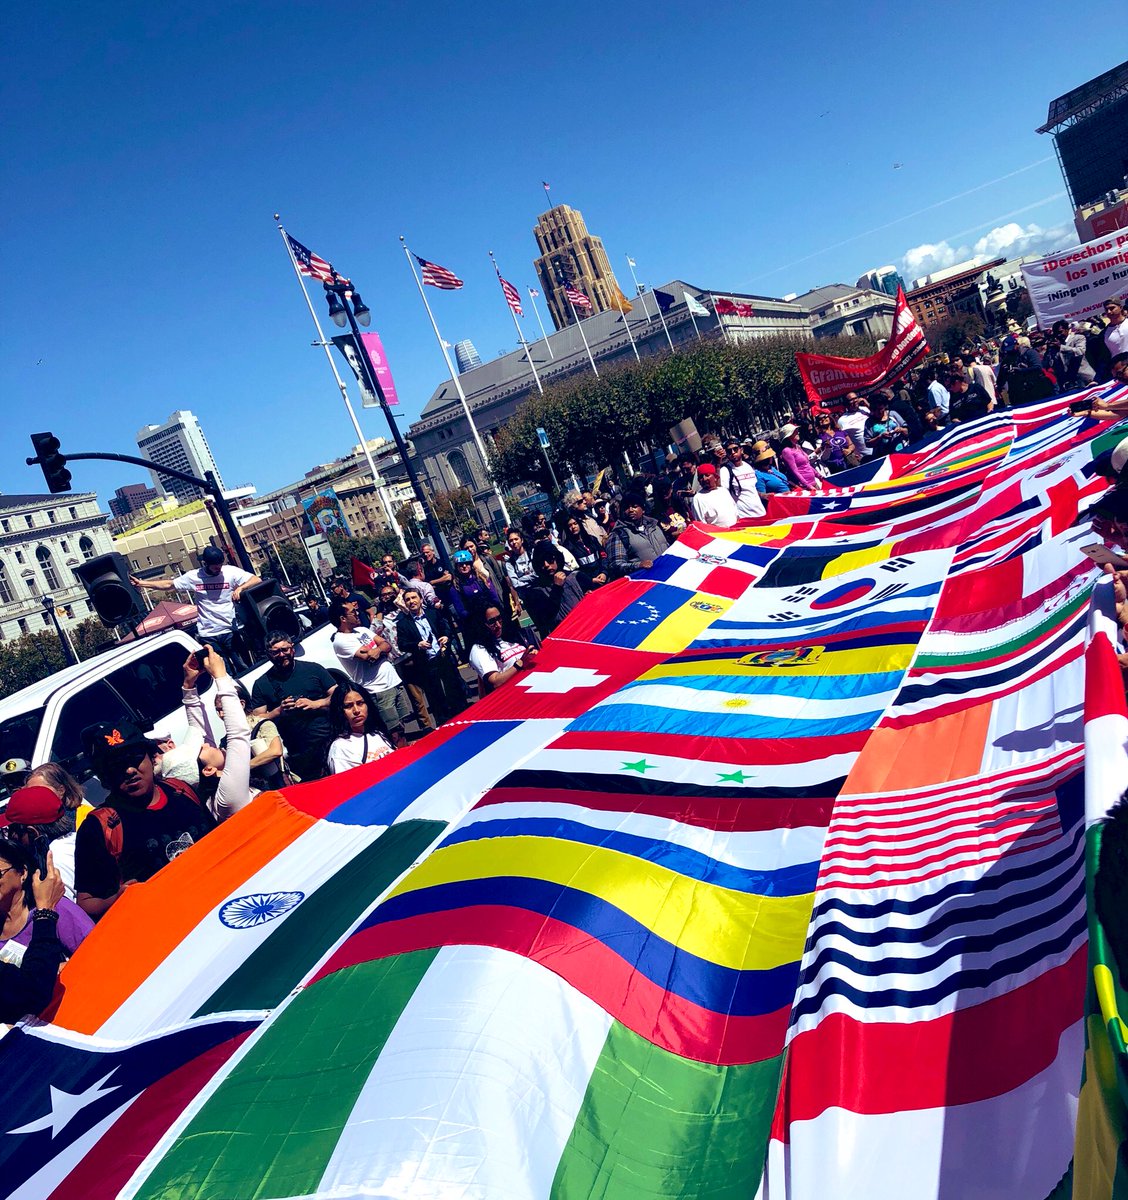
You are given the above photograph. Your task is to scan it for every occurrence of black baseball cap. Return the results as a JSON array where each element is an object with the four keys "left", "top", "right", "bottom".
[{"left": 201, "top": 546, "right": 224, "bottom": 565}]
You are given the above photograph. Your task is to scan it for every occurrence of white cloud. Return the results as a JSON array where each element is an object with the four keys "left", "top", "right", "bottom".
[{"left": 901, "top": 221, "right": 1076, "bottom": 283}]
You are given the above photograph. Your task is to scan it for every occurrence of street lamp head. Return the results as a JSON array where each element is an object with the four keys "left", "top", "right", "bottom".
[
  {"left": 324, "top": 285, "right": 348, "bottom": 328},
  {"left": 352, "top": 292, "right": 371, "bottom": 326}
]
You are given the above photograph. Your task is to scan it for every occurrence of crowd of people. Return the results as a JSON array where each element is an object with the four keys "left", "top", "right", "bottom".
[{"left": 1, "top": 298, "right": 1126, "bottom": 1027}]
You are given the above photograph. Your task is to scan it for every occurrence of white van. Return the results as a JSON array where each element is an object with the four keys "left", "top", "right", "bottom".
[{"left": 0, "top": 624, "right": 340, "bottom": 808}]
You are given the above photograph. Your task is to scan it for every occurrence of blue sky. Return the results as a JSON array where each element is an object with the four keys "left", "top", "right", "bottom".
[{"left": 2, "top": 1, "right": 1095, "bottom": 508}]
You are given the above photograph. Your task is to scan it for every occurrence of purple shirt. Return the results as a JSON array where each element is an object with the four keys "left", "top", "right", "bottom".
[
  {"left": 781, "top": 444, "right": 819, "bottom": 489},
  {"left": 2, "top": 898, "right": 92, "bottom": 957}
]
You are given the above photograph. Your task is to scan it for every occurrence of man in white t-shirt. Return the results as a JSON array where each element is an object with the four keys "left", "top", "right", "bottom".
[
  {"left": 133, "top": 546, "right": 260, "bottom": 669},
  {"left": 329, "top": 598, "right": 412, "bottom": 744},
  {"left": 837, "top": 393, "right": 872, "bottom": 457},
  {"left": 1105, "top": 297, "right": 1128, "bottom": 360},
  {"left": 721, "top": 441, "right": 766, "bottom": 519},
  {"left": 690, "top": 463, "right": 738, "bottom": 527}
]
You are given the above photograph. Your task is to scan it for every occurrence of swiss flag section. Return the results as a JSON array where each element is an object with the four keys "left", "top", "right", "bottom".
[{"left": 467, "top": 637, "right": 668, "bottom": 722}]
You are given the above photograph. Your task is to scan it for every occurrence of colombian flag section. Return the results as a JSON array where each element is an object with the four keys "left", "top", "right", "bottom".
[{"left": 3, "top": 404, "right": 1126, "bottom": 1200}]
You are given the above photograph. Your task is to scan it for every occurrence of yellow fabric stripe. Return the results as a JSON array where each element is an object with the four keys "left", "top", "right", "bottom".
[
  {"left": 1095, "top": 963, "right": 1128, "bottom": 1044},
  {"left": 638, "top": 596, "right": 735, "bottom": 652},
  {"left": 642, "top": 643, "right": 917, "bottom": 679},
  {"left": 387, "top": 836, "right": 814, "bottom": 972},
  {"left": 707, "top": 524, "right": 793, "bottom": 545},
  {"left": 856, "top": 447, "right": 1004, "bottom": 493},
  {"left": 821, "top": 543, "right": 892, "bottom": 578}
]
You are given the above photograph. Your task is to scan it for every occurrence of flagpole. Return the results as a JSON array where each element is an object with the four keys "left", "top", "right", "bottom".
[
  {"left": 528, "top": 287, "right": 555, "bottom": 358},
  {"left": 619, "top": 298, "right": 641, "bottom": 363},
  {"left": 401, "top": 238, "right": 512, "bottom": 527},
  {"left": 275, "top": 219, "right": 410, "bottom": 558},
  {"left": 709, "top": 294, "right": 732, "bottom": 344},
  {"left": 686, "top": 301, "right": 703, "bottom": 342},
  {"left": 626, "top": 257, "right": 654, "bottom": 324},
  {"left": 490, "top": 252, "right": 544, "bottom": 397},
  {"left": 565, "top": 290, "right": 600, "bottom": 378}
]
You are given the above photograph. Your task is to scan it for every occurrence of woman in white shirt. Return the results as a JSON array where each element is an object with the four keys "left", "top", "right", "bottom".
[{"left": 326, "top": 683, "right": 395, "bottom": 775}]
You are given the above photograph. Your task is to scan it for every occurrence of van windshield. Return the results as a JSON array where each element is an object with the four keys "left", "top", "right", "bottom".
[{"left": 0, "top": 710, "right": 44, "bottom": 802}]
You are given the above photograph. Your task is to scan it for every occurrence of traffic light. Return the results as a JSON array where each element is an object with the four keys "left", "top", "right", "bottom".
[
  {"left": 75, "top": 553, "right": 143, "bottom": 626},
  {"left": 29, "top": 432, "right": 72, "bottom": 494},
  {"left": 238, "top": 581, "right": 300, "bottom": 660}
]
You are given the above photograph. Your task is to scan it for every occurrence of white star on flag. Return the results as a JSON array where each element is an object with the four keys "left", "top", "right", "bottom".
[
  {"left": 7, "top": 1072, "right": 121, "bottom": 1139},
  {"left": 517, "top": 666, "right": 610, "bottom": 694}
]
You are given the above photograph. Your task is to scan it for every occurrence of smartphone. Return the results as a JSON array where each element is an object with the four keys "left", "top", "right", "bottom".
[
  {"left": 1082, "top": 543, "right": 1128, "bottom": 569},
  {"left": 1069, "top": 399, "right": 1091, "bottom": 414}
]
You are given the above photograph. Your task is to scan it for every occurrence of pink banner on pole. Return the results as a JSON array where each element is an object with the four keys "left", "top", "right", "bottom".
[{"left": 359, "top": 331, "right": 399, "bottom": 407}]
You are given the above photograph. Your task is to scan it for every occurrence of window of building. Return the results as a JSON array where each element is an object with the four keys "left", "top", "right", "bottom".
[
  {"left": 79, "top": 536, "right": 95, "bottom": 559},
  {"left": 69, "top": 507, "right": 78, "bottom": 520},
  {"left": 17, "top": 618, "right": 28, "bottom": 635},
  {"left": 61, "top": 540, "right": 69, "bottom": 554},
  {"left": 25, "top": 515, "right": 33, "bottom": 528},
  {"left": 0, "top": 564, "right": 11, "bottom": 605},
  {"left": 0, "top": 520, "right": 8, "bottom": 533},
  {"left": 14, "top": 550, "right": 23, "bottom": 565},
  {"left": 36, "top": 546, "right": 61, "bottom": 590},
  {"left": 48, "top": 511, "right": 57, "bottom": 523}
]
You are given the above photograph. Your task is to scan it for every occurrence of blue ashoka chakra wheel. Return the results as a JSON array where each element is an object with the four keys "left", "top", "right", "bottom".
[{"left": 219, "top": 890, "right": 305, "bottom": 929}]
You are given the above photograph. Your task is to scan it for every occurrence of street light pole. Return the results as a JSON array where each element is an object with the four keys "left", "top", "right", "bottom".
[
  {"left": 42, "top": 595, "right": 77, "bottom": 667},
  {"left": 325, "top": 275, "right": 452, "bottom": 569}
]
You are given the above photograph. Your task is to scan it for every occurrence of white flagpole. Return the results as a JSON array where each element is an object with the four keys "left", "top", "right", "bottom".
[
  {"left": 490, "top": 252, "right": 544, "bottom": 396},
  {"left": 652, "top": 290, "right": 677, "bottom": 353},
  {"left": 401, "top": 238, "right": 512, "bottom": 526},
  {"left": 565, "top": 289, "right": 600, "bottom": 378},
  {"left": 686, "top": 301, "right": 703, "bottom": 342},
  {"left": 528, "top": 287, "right": 555, "bottom": 358},
  {"left": 626, "top": 257, "right": 654, "bottom": 324},
  {"left": 275, "top": 219, "right": 410, "bottom": 558},
  {"left": 618, "top": 296, "right": 641, "bottom": 363},
  {"left": 709, "top": 294, "right": 732, "bottom": 344}
]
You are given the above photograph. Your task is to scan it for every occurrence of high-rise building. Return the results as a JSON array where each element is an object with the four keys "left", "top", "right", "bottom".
[
  {"left": 136, "top": 410, "right": 224, "bottom": 505},
  {"left": 108, "top": 482, "right": 160, "bottom": 519},
  {"left": 1037, "top": 61, "right": 1128, "bottom": 208},
  {"left": 856, "top": 266, "right": 906, "bottom": 298},
  {"left": 453, "top": 340, "right": 482, "bottom": 373},
  {"left": 533, "top": 204, "right": 623, "bottom": 330}
]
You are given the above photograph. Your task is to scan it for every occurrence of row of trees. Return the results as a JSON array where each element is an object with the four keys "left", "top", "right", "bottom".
[
  {"left": 0, "top": 618, "right": 117, "bottom": 699},
  {"left": 255, "top": 529, "right": 401, "bottom": 592},
  {"left": 489, "top": 333, "right": 873, "bottom": 494}
]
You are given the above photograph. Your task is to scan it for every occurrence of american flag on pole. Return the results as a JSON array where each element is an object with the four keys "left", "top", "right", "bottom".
[
  {"left": 415, "top": 255, "right": 463, "bottom": 290},
  {"left": 496, "top": 269, "right": 523, "bottom": 316},
  {"left": 529, "top": 287, "right": 540, "bottom": 298},
  {"left": 564, "top": 283, "right": 592, "bottom": 310},
  {"left": 286, "top": 233, "right": 334, "bottom": 284}
]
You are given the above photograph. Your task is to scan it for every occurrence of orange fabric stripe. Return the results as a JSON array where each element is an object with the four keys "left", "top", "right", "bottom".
[
  {"left": 840, "top": 701, "right": 992, "bottom": 796},
  {"left": 51, "top": 792, "right": 314, "bottom": 1034}
]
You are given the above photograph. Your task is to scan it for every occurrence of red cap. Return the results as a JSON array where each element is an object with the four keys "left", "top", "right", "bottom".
[
  {"left": 696, "top": 463, "right": 717, "bottom": 477},
  {"left": 0, "top": 785, "right": 65, "bottom": 828}
]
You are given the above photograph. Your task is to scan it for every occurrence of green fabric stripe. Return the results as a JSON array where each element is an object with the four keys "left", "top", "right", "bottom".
[
  {"left": 1092, "top": 420, "right": 1128, "bottom": 459},
  {"left": 196, "top": 818, "right": 443, "bottom": 1017},
  {"left": 135, "top": 949, "right": 439, "bottom": 1200},
  {"left": 551, "top": 1021, "right": 782, "bottom": 1200},
  {"left": 912, "top": 591, "right": 1089, "bottom": 668}
]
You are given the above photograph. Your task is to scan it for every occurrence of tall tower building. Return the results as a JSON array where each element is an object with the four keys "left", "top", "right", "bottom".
[
  {"left": 533, "top": 204, "right": 623, "bottom": 330},
  {"left": 856, "top": 266, "right": 907, "bottom": 297},
  {"left": 136, "top": 410, "right": 224, "bottom": 505},
  {"left": 453, "top": 340, "right": 482, "bottom": 373}
]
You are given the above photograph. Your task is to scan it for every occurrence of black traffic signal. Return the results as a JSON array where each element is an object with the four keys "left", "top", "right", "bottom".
[
  {"left": 75, "top": 553, "right": 143, "bottom": 626},
  {"left": 30, "top": 432, "right": 72, "bottom": 494},
  {"left": 238, "top": 581, "right": 301, "bottom": 660}
]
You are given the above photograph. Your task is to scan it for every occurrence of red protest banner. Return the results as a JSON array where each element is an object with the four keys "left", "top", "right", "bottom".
[{"left": 795, "top": 288, "right": 929, "bottom": 407}]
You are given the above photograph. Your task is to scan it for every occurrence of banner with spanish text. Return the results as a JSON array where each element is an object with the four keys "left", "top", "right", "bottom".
[
  {"left": 1021, "top": 229, "right": 1128, "bottom": 327},
  {"left": 796, "top": 287, "right": 929, "bottom": 406}
]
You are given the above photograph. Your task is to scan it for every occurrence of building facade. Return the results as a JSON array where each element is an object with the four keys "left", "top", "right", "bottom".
[
  {"left": 1075, "top": 185, "right": 1128, "bottom": 241},
  {"left": 1038, "top": 61, "right": 1128, "bottom": 208},
  {"left": 790, "top": 284, "right": 896, "bottom": 341},
  {"left": 906, "top": 259, "right": 1007, "bottom": 329},
  {"left": 856, "top": 266, "right": 907, "bottom": 298},
  {"left": 0, "top": 494, "right": 113, "bottom": 643},
  {"left": 108, "top": 483, "right": 159, "bottom": 520},
  {"left": 408, "top": 280, "right": 814, "bottom": 527},
  {"left": 533, "top": 205, "right": 624, "bottom": 330},
  {"left": 454, "top": 340, "right": 482, "bottom": 373},
  {"left": 136, "top": 410, "right": 224, "bottom": 504}
]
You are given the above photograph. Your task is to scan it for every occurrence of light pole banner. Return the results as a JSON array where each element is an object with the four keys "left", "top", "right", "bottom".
[
  {"left": 1021, "top": 230, "right": 1128, "bottom": 327},
  {"left": 331, "top": 333, "right": 400, "bottom": 408}
]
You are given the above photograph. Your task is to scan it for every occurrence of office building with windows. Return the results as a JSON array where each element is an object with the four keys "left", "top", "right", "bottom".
[
  {"left": 136, "top": 410, "right": 224, "bottom": 504},
  {"left": 454, "top": 340, "right": 482, "bottom": 374},
  {"left": 0, "top": 493, "right": 113, "bottom": 642},
  {"left": 533, "top": 204, "right": 624, "bottom": 330},
  {"left": 108, "top": 483, "right": 160, "bottom": 520},
  {"left": 856, "top": 266, "right": 907, "bottom": 298}
]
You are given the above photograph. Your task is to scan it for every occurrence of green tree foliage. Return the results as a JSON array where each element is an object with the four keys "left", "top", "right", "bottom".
[
  {"left": 0, "top": 617, "right": 119, "bottom": 700},
  {"left": 255, "top": 531, "right": 402, "bottom": 593},
  {"left": 927, "top": 312, "right": 988, "bottom": 357},
  {"left": 431, "top": 487, "right": 480, "bottom": 541},
  {"left": 490, "top": 335, "right": 873, "bottom": 490}
]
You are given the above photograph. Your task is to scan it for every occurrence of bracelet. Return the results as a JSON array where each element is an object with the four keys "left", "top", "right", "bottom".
[{"left": 31, "top": 908, "right": 59, "bottom": 922}]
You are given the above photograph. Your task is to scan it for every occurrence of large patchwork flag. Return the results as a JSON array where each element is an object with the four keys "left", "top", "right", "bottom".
[{"left": 4, "top": 405, "right": 1128, "bottom": 1198}]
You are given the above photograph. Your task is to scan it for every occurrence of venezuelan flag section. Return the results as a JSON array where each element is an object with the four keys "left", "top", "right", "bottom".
[{"left": 2, "top": 388, "right": 1127, "bottom": 1200}]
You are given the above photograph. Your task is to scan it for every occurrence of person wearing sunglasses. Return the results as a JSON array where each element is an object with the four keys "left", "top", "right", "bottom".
[
  {"left": 72, "top": 720, "right": 216, "bottom": 920},
  {"left": 468, "top": 606, "right": 539, "bottom": 695}
]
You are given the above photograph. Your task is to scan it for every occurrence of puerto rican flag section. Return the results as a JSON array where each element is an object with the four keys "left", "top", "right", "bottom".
[{"left": 1, "top": 377, "right": 1127, "bottom": 1200}]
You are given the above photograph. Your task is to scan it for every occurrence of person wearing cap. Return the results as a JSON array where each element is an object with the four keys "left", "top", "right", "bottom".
[
  {"left": 132, "top": 546, "right": 261, "bottom": 671},
  {"left": 691, "top": 463, "right": 738, "bottom": 527},
  {"left": 0, "top": 843, "right": 73, "bottom": 1024},
  {"left": 0, "top": 784, "right": 80, "bottom": 899},
  {"left": 606, "top": 491, "right": 669, "bottom": 578},
  {"left": 73, "top": 721, "right": 216, "bottom": 919},
  {"left": 449, "top": 549, "right": 501, "bottom": 628},
  {"left": 752, "top": 442, "right": 791, "bottom": 494}
]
